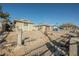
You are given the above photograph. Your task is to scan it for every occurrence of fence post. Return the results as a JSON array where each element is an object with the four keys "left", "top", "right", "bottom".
[
  {"left": 17, "top": 28, "right": 22, "bottom": 46},
  {"left": 69, "top": 38, "right": 78, "bottom": 56}
]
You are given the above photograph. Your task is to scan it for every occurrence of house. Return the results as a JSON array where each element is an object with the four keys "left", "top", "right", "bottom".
[
  {"left": 35, "top": 24, "right": 52, "bottom": 33},
  {"left": 14, "top": 19, "right": 34, "bottom": 31},
  {"left": 52, "top": 25, "right": 59, "bottom": 31},
  {"left": 59, "top": 23, "right": 79, "bottom": 31}
]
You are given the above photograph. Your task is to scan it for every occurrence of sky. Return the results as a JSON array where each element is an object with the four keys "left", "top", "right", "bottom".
[{"left": 1, "top": 3, "right": 79, "bottom": 25}]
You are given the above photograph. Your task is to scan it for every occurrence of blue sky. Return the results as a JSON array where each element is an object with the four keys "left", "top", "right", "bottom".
[{"left": 1, "top": 3, "right": 79, "bottom": 25}]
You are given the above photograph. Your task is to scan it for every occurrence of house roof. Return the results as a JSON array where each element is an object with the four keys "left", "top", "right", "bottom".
[
  {"left": 14, "top": 19, "right": 33, "bottom": 24},
  {"left": 35, "top": 24, "right": 50, "bottom": 27}
]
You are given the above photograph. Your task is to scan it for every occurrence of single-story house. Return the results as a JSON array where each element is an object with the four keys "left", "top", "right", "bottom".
[
  {"left": 35, "top": 24, "right": 53, "bottom": 33},
  {"left": 14, "top": 19, "right": 34, "bottom": 31}
]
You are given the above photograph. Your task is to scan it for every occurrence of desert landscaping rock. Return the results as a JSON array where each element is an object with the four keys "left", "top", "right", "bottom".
[
  {"left": 12, "top": 46, "right": 25, "bottom": 56},
  {"left": 0, "top": 29, "right": 79, "bottom": 56}
]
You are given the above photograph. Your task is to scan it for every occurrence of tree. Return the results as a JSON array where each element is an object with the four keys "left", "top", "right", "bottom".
[
  {"left": 0, "top": 12, "right": 10, "bottom": 19},
  {"left": 0, "top": 5, "right": 11, "bottom": 32},
  {"left": 0, "top": 5, "right": 9, "bottom": 19}
]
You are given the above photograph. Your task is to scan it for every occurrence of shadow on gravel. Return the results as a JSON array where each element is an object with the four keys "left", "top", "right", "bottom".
[{"left": 44, "top": 33, "right": 70, "bottom": 56}]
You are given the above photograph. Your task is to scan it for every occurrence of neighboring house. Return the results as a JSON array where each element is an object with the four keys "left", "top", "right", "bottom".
[
  {"left": 35, "top": 24, "right": 52, "bottom": 33},
  {"left": 14, "top": 19, "right": 34, "bottom": 31},
  {"left": 52, "top": 25, "right": 59, "bottom": 31},
  {"left": 59, "top": 23, "right": 79, "bottom": 31}
]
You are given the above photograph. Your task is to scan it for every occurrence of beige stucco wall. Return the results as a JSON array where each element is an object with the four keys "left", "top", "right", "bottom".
[
  {"left": 15, "top": 22, "right": 24, "bottom": 29},
  {"left": 43, "top": 26, "right": 46, "bottom": 32},
  {"left": 39, "top": 26, "right": 53, "bottom": 33},
  {"left": 39, "top": 26, "right": 45, "bottom": 33},
  {"left": 50, "top": 26, "right": 53, "bottom": 31},
  {"left": 27, "top": 24, "right": 34, "bottom": 31},
  {"left": 33, "top": 26, "right": 39, "bottom": 31}
]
